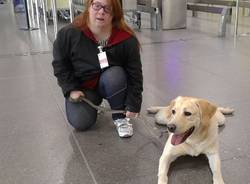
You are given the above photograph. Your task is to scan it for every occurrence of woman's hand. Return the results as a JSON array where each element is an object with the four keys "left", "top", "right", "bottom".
[
  {"left": 69, "top": 90, "right": 85, "bottom": 102},
  {"left": 126, "top": 111, "right": 139, "bottom": 118}
]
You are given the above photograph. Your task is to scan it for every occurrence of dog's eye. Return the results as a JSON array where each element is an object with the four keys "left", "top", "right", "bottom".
[
  {"left": 172, "top": 109, "right": 176, "bottom": 114},
  {"left": 184, "top": 111, "right": 192, "bottom": 116}
]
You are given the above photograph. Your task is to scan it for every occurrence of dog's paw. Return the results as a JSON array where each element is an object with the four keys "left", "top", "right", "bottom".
[
  {"left": 158, "top": 176, "right": 168, "bottom": 184},
  {"left": 218, "top": 107, "right": 234, "bottom": 115},
  {"left": 213, "top": 181, "right": 225, "bottom": 184},
  {"left": 147, "top": 106, "right": 162, "bottom": 114},
  {"left": 213, "top": 175, "right": 225, "bottom": 184}
]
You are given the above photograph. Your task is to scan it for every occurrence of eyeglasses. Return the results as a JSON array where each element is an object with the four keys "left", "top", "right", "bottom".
[{"left": 91, "top": 1, "right": 112, "bottom": 14}]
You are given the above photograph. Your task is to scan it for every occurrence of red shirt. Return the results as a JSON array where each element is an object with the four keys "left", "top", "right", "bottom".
[{"left": 80, "top": 27, "right": 132, "bottom": 89}]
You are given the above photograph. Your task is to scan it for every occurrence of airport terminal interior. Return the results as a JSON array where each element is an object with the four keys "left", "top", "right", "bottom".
[{"left": 1, "top": 0, "right": 250, "bottom": 183}]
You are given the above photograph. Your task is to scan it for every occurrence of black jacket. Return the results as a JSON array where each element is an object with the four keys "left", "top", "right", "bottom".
[{"left": 52, "top": 24, "right": 143, "bottom": 112}]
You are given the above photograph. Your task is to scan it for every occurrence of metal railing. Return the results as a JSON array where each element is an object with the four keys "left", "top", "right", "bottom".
[{"left": 187, "top": 0, "right": 250, "bottom": 37}]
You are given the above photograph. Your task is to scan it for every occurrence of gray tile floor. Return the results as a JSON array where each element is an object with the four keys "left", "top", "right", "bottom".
[{"left": 1, "top": 1, "right": 250, "bottom": 184}]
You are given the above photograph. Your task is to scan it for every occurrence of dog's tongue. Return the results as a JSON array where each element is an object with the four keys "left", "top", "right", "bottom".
[
  {"left": 171, "top": 133, "right": 186, "bottom": 145},
  {"left": 171, "top": 127, "right": 194, "bottom": 146}
]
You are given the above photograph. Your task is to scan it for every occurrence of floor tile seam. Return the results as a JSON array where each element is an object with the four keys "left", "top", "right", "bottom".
[
  {"left": 139, "top": 33, "right": 216, "bottom": 46},
  {"left": 50, "top": 96, "right": 99, "bottom": 184},
  {"left": 36, "top": 59, "right": 99, "bottom": 184},
  {"left": 137, "top": 115, "right": 165, "bottom": 149},
  {"left": 176, "top": 50, "right": 228, "bottom": 61},
  {"left": 140, "top": 38, "right": 192, "bottom": 46},
  {"left": 141, "top": 45, "right": 228, "bottom": 63},
  {"left": 41, "top": 79, "right": 99, "bottom": 184},
  {"left": 0, "top": 51, "right": 52, "bottom": 59},
  {"left": 0, "top": 73, "right": 44, "bottom": 80},
  {"left": 115, "top": 172, "right": 158, "bottom": 182},
  {"left": 139, "top": 36, "right": 215, "bottom": 46}
]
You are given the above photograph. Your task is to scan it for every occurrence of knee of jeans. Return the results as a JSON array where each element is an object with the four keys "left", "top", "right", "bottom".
[
  {"left": 67, "top": 112, "right": 97, "bottom": 131},
  {"left": 99, "top": 66, "right": 127, "bottom": 92},
  {"left": 104, "top": 67, "right": 126, "bottom": 83}
]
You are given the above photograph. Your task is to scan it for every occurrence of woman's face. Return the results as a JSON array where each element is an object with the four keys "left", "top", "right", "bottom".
[{"left": 88, "top": 0, "right": 113, "bottom": 29}]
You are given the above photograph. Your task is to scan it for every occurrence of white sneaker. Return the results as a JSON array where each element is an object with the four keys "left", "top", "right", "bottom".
[{"left": 113, "top": 118, "right": 133, "bottom": 138}]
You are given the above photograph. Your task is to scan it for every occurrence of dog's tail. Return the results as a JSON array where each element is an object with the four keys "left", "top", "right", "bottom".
[
  {"left": 147, "top": 106, "right": 166, "bottom": 114},
  {"left": 218, "top": 107, "right": 234, "bottom": 115}
]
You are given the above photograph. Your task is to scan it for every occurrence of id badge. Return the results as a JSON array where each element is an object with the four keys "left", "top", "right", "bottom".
[{"left": 98, "top": 51, "right": 109, "bottom": 69}]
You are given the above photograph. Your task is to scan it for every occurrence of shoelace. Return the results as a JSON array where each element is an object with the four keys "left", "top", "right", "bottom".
[
  {"left": 114, "top": 119, "right": 131, "bottom": 127},
  {"left": 115, "top": 121, "right": 132, "bottom": 135},
  {"left": 118, "top": 122, "right": 132, "bottom": 129}
]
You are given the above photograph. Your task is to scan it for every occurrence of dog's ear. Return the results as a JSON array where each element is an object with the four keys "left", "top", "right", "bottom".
[
  {"left": 155, "top": 99, "right": 176, "bottom": 125},
  {"left": 196, "top": 99, "right": 217, "bottom": 124}
]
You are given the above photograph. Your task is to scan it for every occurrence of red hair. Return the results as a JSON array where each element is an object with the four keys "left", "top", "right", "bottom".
[{"left": 72, "top": 0, "right": 140, "bottom": 47}]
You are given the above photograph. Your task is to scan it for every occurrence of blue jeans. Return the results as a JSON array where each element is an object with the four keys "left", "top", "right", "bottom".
[{"left": 65, "top": 66, "right": 127, "bottom": 131}]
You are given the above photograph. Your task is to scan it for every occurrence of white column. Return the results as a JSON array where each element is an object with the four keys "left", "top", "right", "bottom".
[{"left": 51, "top": 0, "right": 58, "bottom": 39}]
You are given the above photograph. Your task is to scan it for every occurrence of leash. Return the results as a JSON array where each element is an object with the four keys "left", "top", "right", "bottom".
[
  {"left": 69, "top": 96, "right": 126, "bottom": 114},
  {"left": 69, "top": 96, "right": 168, "bottom": 144}
]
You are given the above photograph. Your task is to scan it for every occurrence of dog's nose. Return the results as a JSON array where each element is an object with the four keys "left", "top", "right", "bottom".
[{"left": 167, "top": 124, "right": 176, "bottom": 133}]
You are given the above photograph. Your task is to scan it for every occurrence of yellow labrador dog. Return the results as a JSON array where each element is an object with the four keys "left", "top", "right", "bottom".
[{"left": 147, "top": 96, "right": 234, "bottom": 184}]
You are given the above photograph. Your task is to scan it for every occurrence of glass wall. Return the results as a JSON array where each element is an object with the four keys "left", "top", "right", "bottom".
[
  {"left": 44, "top": 0, "right": 71, "bottom": 41},
  {"left": 234, "top": 0, "right": 250, "bottom": 36}
]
